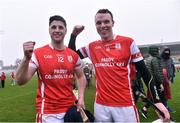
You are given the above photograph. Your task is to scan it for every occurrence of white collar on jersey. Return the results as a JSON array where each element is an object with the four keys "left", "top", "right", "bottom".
[
  {"left": 113, "top": 34, "right": 117, "bottom": 40},
  {"left": 48, "top": 43, "right": 66, "bottom": 50},
  {"left": 49, "top": 43, "right": 53, "bottom": 49}
]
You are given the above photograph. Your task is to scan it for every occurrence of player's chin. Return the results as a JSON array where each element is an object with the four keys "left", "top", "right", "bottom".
[
  {"left": 100, "top": 35, "right": 109, "bottom": 40},
  {"left": 53, "top": 38, "right": 63, "bottom": 43}
]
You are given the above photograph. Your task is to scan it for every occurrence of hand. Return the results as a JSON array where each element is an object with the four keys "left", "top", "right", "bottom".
[
  {"left": 23, "top": 41, "right": 35, "bottom": 60},
  {"left": 159, "top": 84, "right": 164, "bottom": 92},
  {"left": 155, "top": 103, "right": 170, "bottom": 122},
  {"left": 72, "top": 25, "right": 85, "bottom": 36}
]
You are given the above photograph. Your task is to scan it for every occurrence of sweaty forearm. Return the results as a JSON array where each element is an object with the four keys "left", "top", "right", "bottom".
[
  {"left": 15, "top": 58, "right": 31, "bottom": 85},
  {"left": 135, "top": 60, "right": 161, "bottom": 103},
  {"left": 77, "top": 75, "right": 87, "bottom": 100}
]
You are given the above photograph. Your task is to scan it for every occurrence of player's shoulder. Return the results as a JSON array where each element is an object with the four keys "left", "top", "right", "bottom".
[
  {"left": 66, "top": 47, "right": 77, "bottom": 54},
  {"left": 116, "top": 35, "right": 134, "bottom": 42},
  {"left": 89, "top": 39, "right": 102, "bottom": 46},
  {"left": 65, "top": 47, "right": 80, "bottom": 59},
  {"left": 34, "top": 44, "right": 49, "bottom": 52}
]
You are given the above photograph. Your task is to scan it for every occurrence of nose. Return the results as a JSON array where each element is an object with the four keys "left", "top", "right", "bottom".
[{"left": 100, "top": 22, "right": 106, "bottom": 27}]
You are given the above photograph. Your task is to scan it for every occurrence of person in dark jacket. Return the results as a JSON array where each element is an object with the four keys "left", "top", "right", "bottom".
[
  {"left": 161, "top": 46, "right": 176, "bottom": 83},
  {"left": 160, "top": 46, "right": 176, "bottom": 113}
]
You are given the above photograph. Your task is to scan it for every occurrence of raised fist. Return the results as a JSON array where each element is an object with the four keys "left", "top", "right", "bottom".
[
  {"left": 72, "top": 25, "right": 85, "bottom": 36},
  {"left": 23, "top": 41, "right": 35, "bottom": 60}
]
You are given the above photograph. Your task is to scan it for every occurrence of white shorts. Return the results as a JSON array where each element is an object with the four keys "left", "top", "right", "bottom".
[
  {"left": 94, "top": 102, "right": 139, "bottom": 122},
  {"left": 36, "top": 113, "right": 66, "bottom": 123}
]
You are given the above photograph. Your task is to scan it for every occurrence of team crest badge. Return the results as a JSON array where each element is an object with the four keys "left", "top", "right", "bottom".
[
  {"left": 115, "top": 43, "right": 121, "bottom": 49},
  {"left": 68, "top": 56, "right": 73, "bottom": 63}
]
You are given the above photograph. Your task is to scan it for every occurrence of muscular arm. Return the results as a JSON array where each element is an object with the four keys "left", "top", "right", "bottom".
[
  {"left": 15, "top": 58, "right": 36, "bottom": 85},
  {"left": 135, "top": 60, "right": 160, "bottom": 103},
  {"left": 75, "top": 67, "right": 87, "bottom": 108},
  {"left": 15, "top": 41, "right": 36, "bottom": 85}
]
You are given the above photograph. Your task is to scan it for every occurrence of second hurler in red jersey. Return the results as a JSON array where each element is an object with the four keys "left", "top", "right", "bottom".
[{"left": 79, "top": 35, "right": 143, "bottom": 106}]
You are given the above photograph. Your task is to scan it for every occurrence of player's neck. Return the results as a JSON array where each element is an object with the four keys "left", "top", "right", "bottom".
[
  {"left": 101, "top": 34, "right": 115, "bottom": 42},
  {"left": 51, "top": 41, "right": 64, "bottom": 50}
]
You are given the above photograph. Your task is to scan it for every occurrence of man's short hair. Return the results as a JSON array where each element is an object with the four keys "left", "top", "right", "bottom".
[
  {"left": 49, "top": 15, "right": 67, "bottom": 27},
  {"left": 96, "top": 9, "right": 114, "bottom": 22}
]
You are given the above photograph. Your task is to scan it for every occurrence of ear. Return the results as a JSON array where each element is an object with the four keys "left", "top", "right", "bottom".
[
  {"left": 65, "top": 28, "right": 67, "bottom": 35},
  {"left": 112, "top": 20, "right": 115, "bottom": 27}
]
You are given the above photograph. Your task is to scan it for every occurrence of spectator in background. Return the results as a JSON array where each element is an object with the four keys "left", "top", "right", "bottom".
[
  {"left": 161, "top": 46, "right": 176, "bottom": 83},
  {"left": 0, "top": 74, "right": 2, "bottom": 88},
  {"left": 161, "top": 46, "right": 176, "bottom": 113},
  {"left": 1, "top": 72, "right": 6, "bottom": 88},
  {"left": 10, "top": 71, "right": 16, "bottom": 86},
  {"left": 88, "top": 64, "right": 93, "bottom": 79},
  {"left": 83, "top": 65, "right": 91, "bottom": 88}
]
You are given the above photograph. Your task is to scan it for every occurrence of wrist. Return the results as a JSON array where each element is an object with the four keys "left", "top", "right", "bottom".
[
  {"left": 71, "top": 33, "right": 77, "bottom": 37},
  {"left": 22, "top": 56, "right": 31, "bottom": 62}
]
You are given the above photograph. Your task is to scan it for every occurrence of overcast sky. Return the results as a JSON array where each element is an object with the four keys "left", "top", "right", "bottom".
[{"left": 0, "top": 0, "right": 180, "bottom": 66}]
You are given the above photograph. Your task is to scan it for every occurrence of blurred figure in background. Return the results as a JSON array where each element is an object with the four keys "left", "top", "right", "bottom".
[
  {"left": 83, "top": 64, "right": 91, "bottom": 88},
  {"left": 1, "top": 72, "right": 6, "bottom": 88},
  {"left": 161, "top": 46, "right": 176, "bottom": 83},
  {"left": 160, "top": 46, "right": 176, "bottom": 113},
  {"left": 10, "top": 71, "right": 16, "bottom": 86}
]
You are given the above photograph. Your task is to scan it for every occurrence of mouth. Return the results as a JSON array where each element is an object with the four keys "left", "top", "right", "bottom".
[
  {"left": 53, "top": 32, "right": 63, "bottom": 38},
  {"left": 100, "top": 28, "right": 109, "bottom": 34}
]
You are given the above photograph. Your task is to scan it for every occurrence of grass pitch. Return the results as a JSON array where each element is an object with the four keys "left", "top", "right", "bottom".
[{"left": 0, "top": 73, "right": 179, "bottom": 122}]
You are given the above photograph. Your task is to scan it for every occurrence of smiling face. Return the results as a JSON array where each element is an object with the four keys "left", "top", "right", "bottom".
[
  {"left": 95, "top": 13, "right": 114, "bottom": 41},
  {"left": 49, "top": 20, "right": 67, "bottom": 44}
]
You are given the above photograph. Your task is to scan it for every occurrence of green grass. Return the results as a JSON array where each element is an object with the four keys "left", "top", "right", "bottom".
[{"left": 0, "top": 73, "right": 180, "bottom": 122}]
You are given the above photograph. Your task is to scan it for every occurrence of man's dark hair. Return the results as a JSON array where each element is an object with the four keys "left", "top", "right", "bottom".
[
  {"left": 96, "top": 9, "right": 114, "bottom": 22},
  {"left": 49, "top": 15, "right": 67, "bottom": 27}
]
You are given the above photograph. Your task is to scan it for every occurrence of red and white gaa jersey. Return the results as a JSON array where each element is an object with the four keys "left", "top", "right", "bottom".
[
  {"left": 79, "top": 35, "right": 143, "bottom": 106},
  {"left": 30, "top": 44, "right": 83, "bottom": 114}
]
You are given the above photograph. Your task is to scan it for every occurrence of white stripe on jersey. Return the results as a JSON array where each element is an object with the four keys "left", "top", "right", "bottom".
[
  {"left": 29, "top": 53, "right": 39, "bottom": 68},
  {"left": 133, "top": 57, "right": 143, "bottom": 62},
  {"left": 85, "top": 45, "right": 91, "bottom": 60},
  {"left": 130, "top": 41, "right": 143, "bottom": 62},
  {"left": 41, "top": 82, "right": 45, "bottom": 114},
  {"left": 74, "top": 57, "right": 84, "bottom": 70},
  {"left": 79, "top": 48, "right": 86, "bottom": 58},
  {"left": 127, "top": 62, "right": 135, "bottom": 106}
]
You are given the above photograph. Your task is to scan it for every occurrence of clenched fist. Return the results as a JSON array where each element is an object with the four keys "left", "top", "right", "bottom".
[
  {"left": 23, "top": 41, "right": 35, "bottom": 60},
  {"left": 72, "top": 25, "right": 85, "bottom": 36}
]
